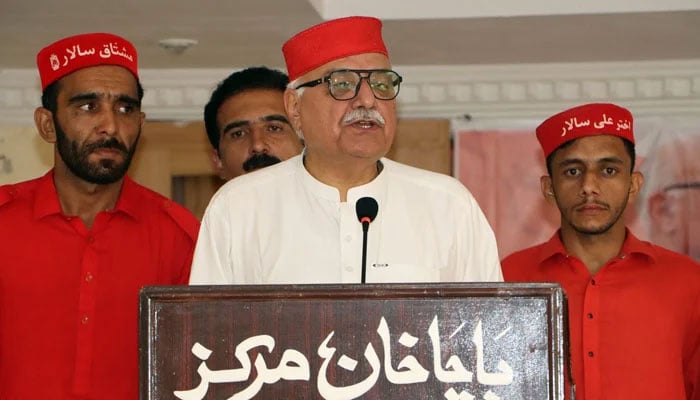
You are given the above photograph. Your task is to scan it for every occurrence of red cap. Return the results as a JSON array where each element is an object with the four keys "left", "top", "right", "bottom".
[
  {"left": 37, "top": 32, "right": 139, "bottom": 90},
  {"left": 282, "top": 16, "right": 388, "bottom": 82},
  {"left": 536, "top": 103, "right": 634, "bottom": 157}
]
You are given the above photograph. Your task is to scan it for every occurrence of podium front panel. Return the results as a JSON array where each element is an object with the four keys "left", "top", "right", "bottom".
[{"left": 140, "top": 283, "right": 567, "bottom": 400}]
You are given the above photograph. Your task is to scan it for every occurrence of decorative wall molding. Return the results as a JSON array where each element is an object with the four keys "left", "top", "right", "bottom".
[{"left": 2, "top": 59, "right": 699, "bottom": 125}]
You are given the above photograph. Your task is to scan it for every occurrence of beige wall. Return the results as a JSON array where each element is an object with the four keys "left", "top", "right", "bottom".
[{"left": 0, "top": 125, "right": 53, "bottom": 185}]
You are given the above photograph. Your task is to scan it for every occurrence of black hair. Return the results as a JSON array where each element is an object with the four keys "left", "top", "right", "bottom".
[
  {"left": 545, "top": 137, "right": 636, "bottom": 176},
  {"left": 203, "top": 66, "right": 289, "bottom": 151},
  {"left": 41, "top": 78, "right": 145, "bottom": 114}
]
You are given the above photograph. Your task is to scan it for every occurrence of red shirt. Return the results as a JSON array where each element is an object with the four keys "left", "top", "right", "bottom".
[
  {"left": 502, "top": 230, "right": 700, "bottom": 400},
  {"left": 0, "top": 171, "right": 199, "bottom": 399}
]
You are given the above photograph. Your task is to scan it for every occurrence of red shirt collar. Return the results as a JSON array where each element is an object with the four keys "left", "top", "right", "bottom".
[
  {"left": 536, "top": 228, "right": 658, "bottom": 265},
  {"left": 33, "top": 170, "right": 140, "bottom": 221}
]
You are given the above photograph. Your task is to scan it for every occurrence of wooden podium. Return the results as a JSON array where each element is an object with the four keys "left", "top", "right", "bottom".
[{"left": 140, "top": 283, "right": 568, "bottom": 400}]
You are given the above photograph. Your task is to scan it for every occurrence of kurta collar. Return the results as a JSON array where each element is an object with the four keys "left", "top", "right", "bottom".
[
  {"left": 296, "top": 153, "right": 388, "bottom": 204},
  {"left": 33, "top": 170, "right": 139, "bottom": 221},
  {"left": 536, "top": 228, "right": 658, "bottom": 266}
]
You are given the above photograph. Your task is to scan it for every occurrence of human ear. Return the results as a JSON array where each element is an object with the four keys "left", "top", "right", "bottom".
[
  {"left": 284, "top": 88, "right": 303, "bottom": 134},
  {"left": 540, "top": 175, "right": 555, "bottom": 203},
  {"left": 34, "top": 107, "right": 57, "bottom": 144},
  {"left": 210, "top": 149, "right": 226, "bottom": 180},
  {"left": 628, "top": 171, "right": 644, "bottom": 199}
]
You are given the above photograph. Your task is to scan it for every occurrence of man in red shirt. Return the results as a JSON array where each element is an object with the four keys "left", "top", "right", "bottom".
[
  {"left": 0, "top": 33, "right": 199, "bottom": 399},
  {"left": 502, "top": 102, "right": 700, "bottom": 399}
]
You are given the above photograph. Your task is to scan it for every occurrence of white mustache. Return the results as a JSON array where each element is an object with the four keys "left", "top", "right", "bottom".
[{"left": 342, "top": 108, "right": 385, "bottom": 126}]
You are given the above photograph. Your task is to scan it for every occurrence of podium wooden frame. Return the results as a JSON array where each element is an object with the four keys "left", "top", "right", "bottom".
[{"left": 140, "top": 283, "right": 568, "bottom": 400}]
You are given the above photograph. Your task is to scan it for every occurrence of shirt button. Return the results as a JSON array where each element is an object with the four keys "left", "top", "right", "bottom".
[
  {"left": 344, "top": 235, "right": 352, "bottom": 242},
  {"left": 81, "top": 316, "right": 89, "bottom": 324},
  {"left": 64, "top": 216, "right": 72, "bottom": 221},
  {"left": 587, "top": 313, "right": 593, "bottom": 319},
  {"left": 87, "top": 236, "right": 95, "bottom": 243},
  {"left": 619, "top": 253, "right": 627, "bottom": 259},
  {"left": 85, "top": 273, "right": 93, "bottom": 282},
  {"left": 344, "top": 265, "right": 353, "bottom": 272},
  {"left": 588, "top": 351, "right": 594, "bottom": 357},
  {"left": 590, "top": 279, "right": 596, "bottom": 286}
]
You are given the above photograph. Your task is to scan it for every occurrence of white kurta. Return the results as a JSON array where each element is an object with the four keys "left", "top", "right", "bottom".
[{"left": 189, "top": 155, "right": 503, "bottom": 284}]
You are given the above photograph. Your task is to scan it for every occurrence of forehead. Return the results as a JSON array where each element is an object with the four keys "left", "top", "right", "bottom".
[
  {"left": 302, "top": 52, "right": 391, "bottom": 79},
  {"left": 57, "top": 65, "right": 138, "bottom": 97},
  {"left": 553, "top": 135, "right": 630, "bottom": 162},
  {"left": 217, "top": 89, "right": 286, "bottom": 123}
]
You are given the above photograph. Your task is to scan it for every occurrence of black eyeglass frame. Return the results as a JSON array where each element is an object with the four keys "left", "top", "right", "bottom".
[
  {"left": 294, "top": 69, "right": 403, "bottom": 101},
  {"left": 663, "top": 182, "right": 700, "bottom": 192}
]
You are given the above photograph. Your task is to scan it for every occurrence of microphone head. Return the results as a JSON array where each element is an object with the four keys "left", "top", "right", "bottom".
[{"left": 355, "top": 197, "right": 378, "bottom": 224}]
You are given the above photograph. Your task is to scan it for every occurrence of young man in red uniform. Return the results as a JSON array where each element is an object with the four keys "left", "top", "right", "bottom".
[
  {"left": 502, "top": 103, "right": 700, "bottom": 399},
  {"left": 0, "top": 33, "right": 199, "bottom": 399}
]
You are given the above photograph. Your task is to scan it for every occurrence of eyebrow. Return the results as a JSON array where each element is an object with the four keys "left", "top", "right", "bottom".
[
  {"left": 67, "top": 92, "right": 140, "bottom": 107},
  {"left": 663, "top": 182, "right": 700, "bottom": 192},
  {"left": 221, "top": 114, "right": 291, "bottom": 134},
  {"left": 557, "top": 156, "right": 625, "bottom": 168},
  {"left": 262, "top": 114, "right": 291, "bottom": 125}
]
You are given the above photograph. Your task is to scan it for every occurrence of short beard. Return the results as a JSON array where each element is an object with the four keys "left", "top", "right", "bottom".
[
  {"left": 54, "top": 117, "right": 139, "bottom": 184},
  {"left": 242, "top": 153, "right": 281, "bottom": 172},
  {"left": 560, "top": 196, "right": 628, "bottom": 236}
]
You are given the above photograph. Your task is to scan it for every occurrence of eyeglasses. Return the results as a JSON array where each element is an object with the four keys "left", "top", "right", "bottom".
[
  {"left": 294, "top": 69, "right": 403, "bottom": 101},
  {"left": 663, "top": 182, "right": 700, "bottom": 192}
]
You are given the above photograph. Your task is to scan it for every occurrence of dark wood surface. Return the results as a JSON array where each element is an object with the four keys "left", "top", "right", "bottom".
[{"left": 140, "top": 283, "right": 567, "bottom": 400}]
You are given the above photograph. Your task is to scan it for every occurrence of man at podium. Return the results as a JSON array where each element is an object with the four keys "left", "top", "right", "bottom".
[{"left": 189, "top": 16, "right": 502, "bottom": 285}]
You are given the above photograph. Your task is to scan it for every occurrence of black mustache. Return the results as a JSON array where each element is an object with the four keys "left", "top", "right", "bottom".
[
  {"left": 574, "top": 200, "right": 609, "bottom": 210},
  {"left": 243, "top": 153, "right": 281, "bottom": 172},
  {"left": 86, "top": 138, "right": 128, "bottom": 154}
]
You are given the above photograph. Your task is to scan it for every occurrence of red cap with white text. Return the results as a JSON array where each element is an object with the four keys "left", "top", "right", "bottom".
[
  {"left": 536, "top": 103, "right": 634, "bottom": 157},
  {"left": 37, "top": 32, "right": 139, "bottom": 90}
]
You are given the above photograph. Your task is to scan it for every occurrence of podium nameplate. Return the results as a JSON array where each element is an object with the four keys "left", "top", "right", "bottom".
[{"left": 140, "top": 283, "right": 567, "bottom": 400}]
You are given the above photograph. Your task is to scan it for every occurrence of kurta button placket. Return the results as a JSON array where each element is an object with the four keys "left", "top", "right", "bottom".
[{"left": 581, "top": 261, "right": 601, "bottom": 398}]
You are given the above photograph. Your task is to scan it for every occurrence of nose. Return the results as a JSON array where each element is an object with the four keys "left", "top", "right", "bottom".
[
  {"left": 351, "top": 78, "right": 377, "bottom": 109},
  {"left": 96, "top": 109, "right": 118, "bottom": 136},
  {"left": 250, "top": 127, "right": 270, "bottom": 154},
  {"left": 580, "top": 171, "right": 600, "bottom": 197}
]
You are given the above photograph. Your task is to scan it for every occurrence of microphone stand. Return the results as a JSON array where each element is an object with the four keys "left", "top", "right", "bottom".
[{"left": 361, "top": 219, "right": 370, "bottom": 284}]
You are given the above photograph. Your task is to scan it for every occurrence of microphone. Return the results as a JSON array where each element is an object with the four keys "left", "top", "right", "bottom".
[{"left": 355, "top": 197, "right": 378, "bottom": 284}]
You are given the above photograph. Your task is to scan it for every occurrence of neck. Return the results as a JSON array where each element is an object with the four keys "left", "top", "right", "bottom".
[
  {"left": 559, "top": 223, "right": 627, "bottom": 275},
  {"left": 53, "top": 165, "right": 123, "bottom": 229},
  {"left": 303, "top": 153, "right": 380, "bottom": 202}
]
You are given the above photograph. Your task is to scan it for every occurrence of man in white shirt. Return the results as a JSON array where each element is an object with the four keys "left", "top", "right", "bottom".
[{"left": 189, "top": 16, "right": 502, "bottom": 284}]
